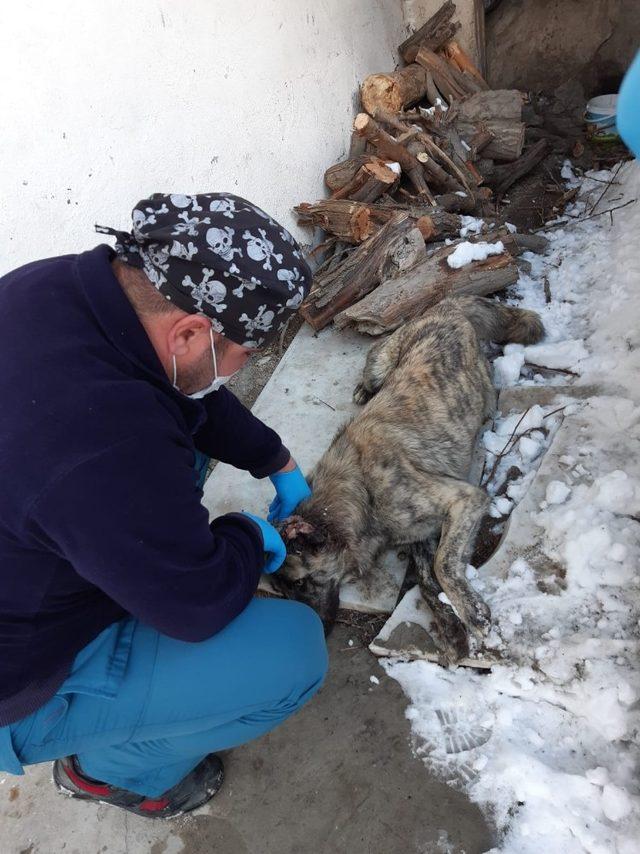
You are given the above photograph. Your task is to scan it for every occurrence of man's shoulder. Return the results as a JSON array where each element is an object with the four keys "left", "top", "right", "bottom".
[{"left": 0, "top": 252, "right": 79, "bottom": 287}]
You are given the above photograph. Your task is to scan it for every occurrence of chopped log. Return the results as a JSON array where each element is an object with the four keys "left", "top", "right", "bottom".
[
  {"left": 367, "top": 109, "right": 462, "bottom": 193},
  {"left": 415, "top": 45, "right": 468, "bottom": 103},
  {"left": 488, "top": 139, "right": 551, "bottom": 196},
  {"left": 380, "top": 227, "right": 428, "bottom": 281},
  {"left": 399, "top": 0, "right": 461, "bottom": 63},
  {"left": 348, "top": 130, "right": 367, "bottom": 157},
  {"left": 437, "top": 124, "right": 483, "bottom": 185},
  {"left": 444, "top": 59, "right": 485, "bottom": 98},
  {"left": 456, "top": 119, "right": 525, "bottom": 161},
  {"left": 477, "top": 228, "right": 550, "bottom": 256},
  {"left": 473, "top": 0, "right": 487, "bottom": 77},
  {"left": 365, "top": 107, "right": 470, "bottom": 194},
  {"left": 414, "top": 208, "right": 463, "bottom": 242},
  {"left": 465, "top": 127, "right": 493, "bottom": 159},
  {"left": 405, "top": 138, "right": 462, "bottom": 193},
  {"left": 372, "top": 200, "right": 463, "bottom": 242},
  {"left": 324, "top": 155, "right": 374, "bottom": 192},
  {"left": 456, "top": 71, "right": 486, "bottom": 95},
  {"left": 332, "top": 160, "right": 399, "bottom": 203},
  {"left": 294, "top": 199, "right": 374, "bottom": 244},
  {"left": 353, "top": 113, "right": 430, "bottom": 197},
  {"left": 435, "top": 192, "right": 476, "bottom": 213},
  {"left": 502, "top": 232, "right": 550, "bottom": 255},
  {"left": 457, "top": 90, "right": 524, "bottom": 123},
  {"left": 361, "top": 65, "right": 430, "bottom": 115},
  {"left": 300, "top": 213, "right": 413, "bottom": 331},
  {"left": 425, "top": 70, "right": 445, "bottom": 108},
  {"left": 442, "top": 40, "right": 489, "bottom": 89},
  {"left": 335, "top": 247, "right": 519, "bottom": 335}
]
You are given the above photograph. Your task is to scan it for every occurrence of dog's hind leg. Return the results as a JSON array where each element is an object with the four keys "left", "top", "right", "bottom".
[
  {"left": 428, "top": 477, "right": 492, "bottom": 639},
  {"left": 409, "top": 541, "right": 470, "bottom": 663},
  {"left": 353, "top": 326, "right": 405, "bottom": 405}
]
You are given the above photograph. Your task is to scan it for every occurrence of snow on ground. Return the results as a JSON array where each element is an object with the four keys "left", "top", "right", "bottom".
[
  {"left": 447, "top": 239, "right": 505, "bottom": 269},
  {"left": 384, "top": 161, "right": 640, "bottom": 853}
]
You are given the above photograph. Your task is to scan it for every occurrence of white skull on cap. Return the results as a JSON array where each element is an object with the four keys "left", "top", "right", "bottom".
[{"left": 206, "top": 226, "right": 242, "bottom": 262}]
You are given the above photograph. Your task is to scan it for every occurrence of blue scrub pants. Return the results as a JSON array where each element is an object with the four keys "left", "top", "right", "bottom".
[{"left": 5, "top": 599, "right": 327, "bottom": 797}]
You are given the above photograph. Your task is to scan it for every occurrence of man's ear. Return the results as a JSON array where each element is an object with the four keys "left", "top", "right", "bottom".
[{"left": 169, "top": 314, "right": 211, "bottom": 357}]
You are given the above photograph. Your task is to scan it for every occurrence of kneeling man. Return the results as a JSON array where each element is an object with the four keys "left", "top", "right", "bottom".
[{"left": 0, "top": 193, "right": 327, "bottom": 817}]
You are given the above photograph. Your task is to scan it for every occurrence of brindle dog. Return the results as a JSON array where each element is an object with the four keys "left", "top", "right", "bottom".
[{"left": 272, "top": 296, "right": 544, "bottom": 661}]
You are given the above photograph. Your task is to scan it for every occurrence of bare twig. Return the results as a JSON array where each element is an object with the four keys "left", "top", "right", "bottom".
[
  {"left": 482, "top": 407, "right": 531, "bottom": 486},
  {"left": 315, "top": 397, "right": 336, "bottom": 411},
  {"left": 580, "top": 174, "right": 621, "bottom": 186},
  {"left": 524, "top": 362, "right": 579, "bottom": 377},
  {"left": 543, "top": 405, "right": 567, "bottom": 420},
  {"left": 482, "top": 404, "right": 566, "bottom": 487},
  {"left": 534, "top": 198, "right": 637, "bottom": 232},
  {"left": 588, "top": 161, "right": 624, "bottom": 215}
]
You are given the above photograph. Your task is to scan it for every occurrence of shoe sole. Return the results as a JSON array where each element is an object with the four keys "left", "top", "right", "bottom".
[{"left": 52, "top": 762, "right": 224, "bottom": 819}]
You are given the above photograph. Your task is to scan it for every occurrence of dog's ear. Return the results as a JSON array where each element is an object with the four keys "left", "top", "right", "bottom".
[
  {"left": 281, "top": 514, "right": 329, "bottom": 554},
  {"left": 281, "top": 515, "right": 315, "bottom": 540}
]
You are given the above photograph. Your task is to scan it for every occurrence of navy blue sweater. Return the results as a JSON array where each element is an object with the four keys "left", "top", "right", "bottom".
[{"left": 0, "top": 245, "right": 289, "bottom": 724}]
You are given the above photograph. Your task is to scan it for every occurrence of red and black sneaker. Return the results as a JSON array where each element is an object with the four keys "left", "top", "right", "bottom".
[{"left": 53, "top": 754, "right": 224, "bottom": 818}]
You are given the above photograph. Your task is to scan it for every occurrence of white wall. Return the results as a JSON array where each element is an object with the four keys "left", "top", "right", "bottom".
[{"left": 0, "top": 0, "right": 407, "bottom": 274}]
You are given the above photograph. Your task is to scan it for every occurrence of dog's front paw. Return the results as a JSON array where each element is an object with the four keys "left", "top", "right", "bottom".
[{"left": 353, "top": 383, "right": 373, "bottom": 405}]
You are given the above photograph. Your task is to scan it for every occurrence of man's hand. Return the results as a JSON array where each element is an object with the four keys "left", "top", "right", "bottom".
[
  {"left": 241, "top": 512, "right": 287, "bottom": 574},
  {"left": 268, "top": 460, "right": 312, "bottom": 523}
]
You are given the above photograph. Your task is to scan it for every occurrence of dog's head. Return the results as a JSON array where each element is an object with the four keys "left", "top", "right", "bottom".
[{"left": 272, "top": 514, "right": 344, "bottom": 633}]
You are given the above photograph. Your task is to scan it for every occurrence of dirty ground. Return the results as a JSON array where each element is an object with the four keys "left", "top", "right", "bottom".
[{"left": 0, "top": 624, "right": 494, "bottom": 854}]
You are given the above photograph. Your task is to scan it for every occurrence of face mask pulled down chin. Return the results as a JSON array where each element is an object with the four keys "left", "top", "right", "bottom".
[{"left": 173, "top": 327, "right": 235, "bottom": 399}]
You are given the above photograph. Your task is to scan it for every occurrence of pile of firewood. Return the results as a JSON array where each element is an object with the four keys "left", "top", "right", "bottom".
[{"left": 295, "top": 1, "right": 552, "bottom": 336}]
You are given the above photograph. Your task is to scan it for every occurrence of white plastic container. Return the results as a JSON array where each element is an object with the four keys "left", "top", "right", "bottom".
[{"left": 584, "top": 94, "right": 618, "bottom": 134}]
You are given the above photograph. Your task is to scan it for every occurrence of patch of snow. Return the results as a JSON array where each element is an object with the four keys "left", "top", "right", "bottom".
[
  {"left": 545, "top": 480, "right": 571, "bottom": 504},
  {"left": 602, "top": 784, "right": 633, "bottom": 822},
  {"left": 447, "top": 240, "right": 505, "bottom": 269},
  {"left": 493, "top": 343, "right": 525, "bottom": 387},
  {"left": 385, "top": 161, "right": 401, "bottom": 176},
  {"left": 459, "top": 215, "right": 485, "bottom": 238},
  {"left": 369, "top": 675, "right": 380, "bottom": 685},
  {"left": 524, "top": 339, "right": 588, "bottom": 371}
]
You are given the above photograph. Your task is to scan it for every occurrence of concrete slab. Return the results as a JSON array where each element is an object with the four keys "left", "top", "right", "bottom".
[
  {"left": 369, "top": 586, "right": 497, "bottom": 669},
  {"left": 0, "top": 626, "right": 494, "bottom": 854},
  {"left": 202, "top": 324, "right": 406, "bottom": 614}
]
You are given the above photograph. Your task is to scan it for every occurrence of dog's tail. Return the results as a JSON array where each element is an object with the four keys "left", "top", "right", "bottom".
[{"left": 455, "top": 295, "right": 544, "bottom": 345}]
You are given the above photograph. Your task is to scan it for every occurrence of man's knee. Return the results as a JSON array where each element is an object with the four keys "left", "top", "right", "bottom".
[{"left": 255, "top": 598, "right": 328, "bottom": 704}]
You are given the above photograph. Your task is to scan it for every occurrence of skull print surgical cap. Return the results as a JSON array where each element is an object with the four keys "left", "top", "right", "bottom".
[{"left": 96, "top": 192, "right": 312, "bottom": 348}]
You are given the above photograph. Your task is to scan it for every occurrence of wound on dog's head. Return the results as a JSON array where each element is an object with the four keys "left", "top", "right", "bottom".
[{"left": 281, "top": 514, "right": 329, "bottom": 555}]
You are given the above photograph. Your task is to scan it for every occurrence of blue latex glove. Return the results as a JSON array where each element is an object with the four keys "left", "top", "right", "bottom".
[
  {"left": 241, "top": 512, "right": 287, "bottom": 574},
  {"left": 268, "top": 465, "right": 312, "bottom": 523}
]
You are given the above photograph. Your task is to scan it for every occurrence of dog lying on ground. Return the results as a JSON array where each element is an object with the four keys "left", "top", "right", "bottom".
[{"left": 272, "top": 296, "right": 544, "bottom": 662}]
